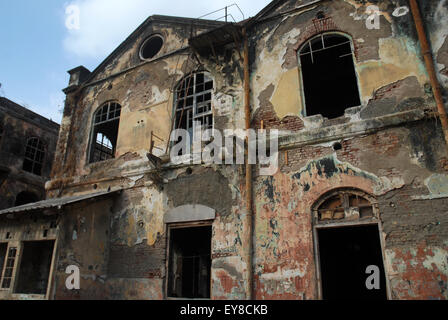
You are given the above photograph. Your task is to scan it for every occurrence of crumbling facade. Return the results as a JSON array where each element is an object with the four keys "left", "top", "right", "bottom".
[
  {"left": 0, "top": 97, "right": 59, "bottom": 210},
  {"left": 0, "top": 98, "right": 59, "bottom": 300},
  {"left": 1, "top": 0, "right": 447, "bottom": 300}
]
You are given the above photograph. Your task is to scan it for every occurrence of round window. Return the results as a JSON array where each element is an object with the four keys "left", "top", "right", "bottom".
[{"left": 140, "top": 35, "right": 164, "bottom": 60}]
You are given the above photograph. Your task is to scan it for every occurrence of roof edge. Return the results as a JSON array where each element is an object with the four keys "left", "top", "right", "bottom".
[
  {"left": 79, "top": 15, "right": 230, "bottom": 86},
  {"left": 0, "top": 97, "right": 60, "bottom": 129},
  {"left": 0, "top": 190, "right": 122, "bottom": 216}
]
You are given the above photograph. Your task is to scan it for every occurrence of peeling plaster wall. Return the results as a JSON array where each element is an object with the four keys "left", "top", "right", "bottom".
[
  {"left": 46, "top": 0, "right": 448, "bottom": 300},
  {"left": 52, "top": 166, "right": 251, "bottom": 300},
  {"left": 423, "top": 0, "right": 448, "bottom": 96},
  {"left": 246, "top": 0, "right": 448, "bottom": 299},
  {"left": 250, "top": 0, "right": 434, "bottom": 132},
  {"left": 48, "top": 15, "right": 250, "bottom": 299},
  {"left": 49, "top": 20, "right": 246, "bottom": 193},
  {"left": 254, "top": 119, "right": 448, "bottom": 299}
]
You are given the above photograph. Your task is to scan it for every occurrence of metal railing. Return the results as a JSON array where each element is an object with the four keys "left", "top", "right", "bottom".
[{"left": 197, "top": 3, "right": 245, "bottom": 23}]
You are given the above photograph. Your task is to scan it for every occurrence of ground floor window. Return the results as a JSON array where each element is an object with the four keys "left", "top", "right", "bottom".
[
  {"left": 167, "top": 225, "right": 211, "bottom": 298},
  {"left": 317, "top": 224, "right": 387, "bottom": 300},
  {"left": 1, "top": 246, "right": 17, "bottom": 289}
]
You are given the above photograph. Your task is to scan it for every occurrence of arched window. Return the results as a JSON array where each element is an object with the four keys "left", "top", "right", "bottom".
[
  {"left": 23, "top": 137, "right": 45, "bottom": 176},
  {"left": 298, "top": 33, "right": 361, "bottom": 119},
  {"left": 89, "top": 101, "right": 121, "bottom": 163},
  {"left": 313, "top": 188, "right": 376, "bottom": 223},
  {"left": 15, "top": 191, "right": 39, "bottom": 206},
  {"left": 312, "top": 188, "right": 386, "bottom": 300},
  {"left": 174, "top": 72, "right": 214, "bottom": 140}
]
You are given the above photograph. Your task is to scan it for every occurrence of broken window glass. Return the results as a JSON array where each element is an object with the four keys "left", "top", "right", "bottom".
[
  {"left": 23, "top": 137, "right": 45, "bottom": 176},
  {"left": 89, "top": 102, "right": 121, "bottom": 163},
  {"left": 317, "top": 190, "right": 374, "bottom": 222},
  {"left": 299, "top": 33, "right": 361, "bottom": 119},
  {"left": 174, "top": 72, "right": 214, "bottom": 145}
]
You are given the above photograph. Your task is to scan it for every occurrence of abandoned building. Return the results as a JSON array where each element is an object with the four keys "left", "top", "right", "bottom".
[
  {"left": 0, "top": 97, "right": 59, "bottom": 300},
  {"left": 0, "top": 97, "right": 59, "bottom": 210},
  {"left": 1, "top": 0, "right": 447, "bottom": 300}
]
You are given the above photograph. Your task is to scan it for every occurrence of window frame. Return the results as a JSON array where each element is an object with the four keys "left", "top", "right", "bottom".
[
  {"left": 87, "top": 101, "right": 122, "bottom": 164},
  {"left": 172, "top": 72, "right": 214, "bottom": 149},
  {"left": 139, "top": 34, "right": 165, "bottom": 61},
  {"left": 0, "top": 239, "right": 57, "bottom": 299},
  {"left": 297, "top": 32, "right": 362, "bottom": 118},
  {"left": 22, "top": 137, "right": 46, "bottom": 176},
  {"left": 0, "top": 242, "right": 19, "bottom": 292},
  {"left": 165, "top": 221, "right": 213, "bottom": 300}
]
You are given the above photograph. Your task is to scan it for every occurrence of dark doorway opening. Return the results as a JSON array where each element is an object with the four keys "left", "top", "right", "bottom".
[
  {"left": 317, "top": 225, "right": 387, "bottom": 300},
  {"left": 168, "top": 225, "right": 211, "bottom": 298},
  {"left": 299, "top": 33, "right": 361, "bottom": 119},
  {"left": 15, "top": 191, "right": 39, "bottom": 206},
  {"left": 0, "top": 243, "right": 7, "bottom": 276},
  {"left": 14, "top": 240, "right": 55, "bottom": 295}
]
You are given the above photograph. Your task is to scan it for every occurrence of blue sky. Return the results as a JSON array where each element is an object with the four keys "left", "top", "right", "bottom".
[{"left": 0, "top": 0, "right": 271, "bottom": 124}]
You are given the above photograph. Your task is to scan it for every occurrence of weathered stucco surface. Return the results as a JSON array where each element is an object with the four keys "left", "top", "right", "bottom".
[{"left": 2, "top": 0, "right": 445, "bottom": 300}]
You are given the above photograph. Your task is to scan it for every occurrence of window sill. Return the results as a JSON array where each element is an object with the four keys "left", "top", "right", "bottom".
[
  {"left": 0, "top": 291, "right": 46, "bottom": 300},
  {"left": 278, "top": 108, "right": 426, "bottom": 150}
]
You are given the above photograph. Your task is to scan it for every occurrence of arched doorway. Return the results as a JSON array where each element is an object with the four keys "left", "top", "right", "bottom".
[
  {"left": 298, "top": 32, "right": 361, "bottom": 118},
  {"left": 312, "top": 188, "right": 388, "bottom": 300}
]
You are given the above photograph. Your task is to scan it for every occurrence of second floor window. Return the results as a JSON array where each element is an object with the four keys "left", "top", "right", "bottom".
[
  {"left": 23, "top": 137, "right": 45, "bottom": 176},
  {"left": 174, "top": 72, "right": 214, "bottom": 140},
  {"left": 89, "top": 102, "right": 121, "bottom": 163},
  {"left": 299, "top": 33, "right": 361, "bottom": 119}
]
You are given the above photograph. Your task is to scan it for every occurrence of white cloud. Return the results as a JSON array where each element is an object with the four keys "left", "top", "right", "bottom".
[
  {"left": 28, "top": 93, "right": 65, "bottom": 124},
  {"left": 63, "top": 0, "right": 271, "bottom": 59}
]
